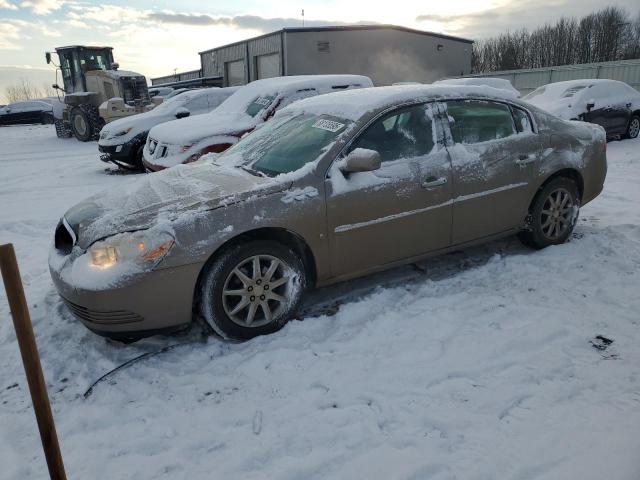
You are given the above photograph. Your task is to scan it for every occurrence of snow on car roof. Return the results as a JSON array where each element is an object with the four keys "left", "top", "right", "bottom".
[
  {"left": 280, "top": 84, "right": 520, "bottom": 121},
  {"left": 148, "top": 75, "right": 373, "bottom": 146},
  {"left": 214, "top": 75, "right": 373, "bottom": 115},
  {"left": 434, "top": 78, "right": 520, "bottom": 96}
]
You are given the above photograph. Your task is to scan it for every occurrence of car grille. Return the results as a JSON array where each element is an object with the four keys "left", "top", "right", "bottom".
[
  {"left": 121, "top": 77, "right": 151, "bottom": 106},
  {"left": 62, "top": 297, "right": 143, "bottom": 325}
]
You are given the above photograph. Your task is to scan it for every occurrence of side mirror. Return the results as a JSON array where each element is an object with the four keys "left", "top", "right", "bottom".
[
  {"left": 341, "top": 148, "right": 381, "bottom": 173},
  {"left": 175, "top": 107, "right": 190, "bottom": 119},
  {"left": 586, "top": 99, "right": 595, "bottom": 111},
  {"left": 112, "top": 62, "right": 119, "bottom": 70},
  {"left": 45, "top": 52, "right": 51, "bottom": 64}
]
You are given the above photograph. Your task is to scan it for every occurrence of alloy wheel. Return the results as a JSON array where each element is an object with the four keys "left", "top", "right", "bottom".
[
  {"left": 629, "top": 118, "right": 640, "bottom": 139},
  {"left": 540, "top": 187, "right": 574, "bottom": 240},
  {"left": 222, "top": 255, "right": 293, "bottom": 328},
  {"left": 73, "top": 114, "right": 87, "bottom": 136}
]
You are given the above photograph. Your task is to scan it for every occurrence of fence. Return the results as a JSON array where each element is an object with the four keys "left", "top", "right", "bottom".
[{"left": 466, "top": 59, "right": 640, "bottom": 95}]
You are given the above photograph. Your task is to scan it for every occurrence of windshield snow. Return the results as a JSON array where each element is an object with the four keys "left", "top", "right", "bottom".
[{"left": 219, "top": 113, "right": 351, "bottom": 177}]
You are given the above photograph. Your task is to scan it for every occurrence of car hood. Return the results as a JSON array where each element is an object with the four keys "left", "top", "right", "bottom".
[
  {"left": 64, "top": 161, "right": 285, "bottom": 250},
  {"left": 148, "top": 111, "right": 257, "bottom": 145},
  {"left": 99, "top": 110, "right": 174, "bottom": 145}
]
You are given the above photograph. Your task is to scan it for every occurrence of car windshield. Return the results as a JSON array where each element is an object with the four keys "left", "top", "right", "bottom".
[
  {"left": 523, "top": 86, "right": 546, "bottom": 100},
  {"left": 220, "top": 113, "right": 351, "bottom": 177},
  {"left": 245, "top": 95, "right": 277, "bottom": 117},
  {"left": 561, "top": 85, "right": 589, "bottom": 98}
]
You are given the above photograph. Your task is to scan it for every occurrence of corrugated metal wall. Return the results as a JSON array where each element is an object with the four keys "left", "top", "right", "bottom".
[
  {"left": 248, "top": 32, "right": 283, "bottom": 80},
  {"left": 466, "top": 59, "right": 640, "bottom": 94},
  {"left": 150, "top": 69, "right": 201, "bottom": 86},
  {"left": 200, "top": 33, "right": 283, "bottom": 86}
]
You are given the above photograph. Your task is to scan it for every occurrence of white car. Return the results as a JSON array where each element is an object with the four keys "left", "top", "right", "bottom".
[
  {"left": 523, "top": 79, "right": 640, "bottom": 139},
  {"left": 143, "top": 75, "right": 373, "bottom": 171},
  {"left": 98, "top": 87, "right": 238, "bottom": 170},
  {"left": 434, "top": 78, "right": 521, "bottom": 98}
]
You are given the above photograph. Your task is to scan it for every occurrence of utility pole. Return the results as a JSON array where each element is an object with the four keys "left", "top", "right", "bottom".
[{"left": 302, "top": 9, "right": 305, "bottom": 27}]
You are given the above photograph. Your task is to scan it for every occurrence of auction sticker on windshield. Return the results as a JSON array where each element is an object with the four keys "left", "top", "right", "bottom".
[{"left": 312, "top": 119, "right": 345, "bottom": 132}]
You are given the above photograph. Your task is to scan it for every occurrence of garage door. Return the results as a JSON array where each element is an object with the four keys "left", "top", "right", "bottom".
[
  {"left": 256, "top": 54, "right": 280, "bottom": 80},
  {"left": 225, "top": 60, "right": 245, "bottom": 86}
]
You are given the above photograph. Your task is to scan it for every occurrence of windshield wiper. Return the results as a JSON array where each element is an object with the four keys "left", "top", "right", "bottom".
[{"left": 237, "top": 164, "right": 267, "bottom": 178}]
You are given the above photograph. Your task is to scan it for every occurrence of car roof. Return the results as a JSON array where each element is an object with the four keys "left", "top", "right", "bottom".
[{"left": 280, "top": 84, "right": 520, "bottom": 121}]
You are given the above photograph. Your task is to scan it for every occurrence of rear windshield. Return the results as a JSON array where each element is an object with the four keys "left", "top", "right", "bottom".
[
  {"left": 245, "top": 95, "right": 276, "bottom": 117},
  {"left": 562, "top": 85, "right": 588, "bottom": 98}
]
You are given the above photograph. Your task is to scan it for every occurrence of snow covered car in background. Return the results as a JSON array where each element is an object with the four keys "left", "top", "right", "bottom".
[
  {"left": 49, "top": 84, "right": 607, "bottom": 342},
  {"left": 148, "top": 86, "right": 174, "bottom": 99},
  {"left": 523, "top": 79, "right": 640, "bottom": 139},
  {"left": 0, "top": 100, "right": 53, "bottom": 126},
  {"left": 98, "top": 87, "right": 238, "bottom": 170},
  {"left": 142, "top": 75, "right": 373, "bottom": 171},
  {"left": 434, "top": 77, "right": 521, "bottom": 97}
]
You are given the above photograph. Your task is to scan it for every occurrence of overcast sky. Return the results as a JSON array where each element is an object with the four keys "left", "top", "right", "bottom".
[{"left": 1, "top": 0, "right": 638, "bottom": 102}]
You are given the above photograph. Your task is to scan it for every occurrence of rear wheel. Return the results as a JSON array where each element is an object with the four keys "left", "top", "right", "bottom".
[
  {"left": 518, "top": 177, "right": 580, "bottom": 249},
  {"left": 198, "top": 240, "right": 307, "bottom": 341},
  {"left": 41, "top": 112, "right": 54, "bottom": 124},
  {"left": 54, "top": 118, "right": 72, "bottom": 138},
  {"left": 70, "top": 105, "right": 103, "bottom": 142},
  {"left": 625, "top": 115, "right": 640, "bottom": 139}
]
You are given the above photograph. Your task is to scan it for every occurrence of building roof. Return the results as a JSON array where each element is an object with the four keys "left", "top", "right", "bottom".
[{"left": 198, "top": 24, "right": 474, "bottom": 55}]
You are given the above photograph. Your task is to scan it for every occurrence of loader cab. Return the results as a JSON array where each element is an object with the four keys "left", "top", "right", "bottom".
[{"left": 54, "top": 46, "right": 115, "bottom": 94}]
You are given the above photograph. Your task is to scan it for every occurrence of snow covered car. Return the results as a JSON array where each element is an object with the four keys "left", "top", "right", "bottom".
[
  {"left": 523, "top": 79, "right": 640, "bottom": 139},
  {"left": 142, "top": 75, "right": 373, "bottom": 171},
  {"left": 98, "top": 87, "right": 238, "bottom": 169},
  {"left": 0, "top": 100, "right": 53, "bottom": 126},
  {"left": 49, "top": 84, "right": 607, "bottom": 341},
  {"left": 435, "top": 77, "right": 521, "bottom": 97}
]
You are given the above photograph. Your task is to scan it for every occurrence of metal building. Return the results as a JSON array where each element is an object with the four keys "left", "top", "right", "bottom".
[
  {"left": 464, "top": 59, "right": 640, "bottom": 95},
  {"left": 199, "top": 25, "right": 473, "bottom": 87}
]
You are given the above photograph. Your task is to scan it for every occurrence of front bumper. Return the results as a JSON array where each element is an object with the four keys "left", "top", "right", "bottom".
[
  {"left": 98, "top": 133, "right": 146, "bottom": 168},
  {"left": 50, "top": 259, "right": 203, "bottom": 339}
]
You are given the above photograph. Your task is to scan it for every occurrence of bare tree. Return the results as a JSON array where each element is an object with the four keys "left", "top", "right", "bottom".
[
  {"left": 4, "top": 77, "right": 56, "bottom": 103},
  {"left": 472, "top": 6, "right": 640, "bottom": 73}
]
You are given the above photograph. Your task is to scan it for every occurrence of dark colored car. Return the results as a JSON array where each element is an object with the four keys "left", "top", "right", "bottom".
[
  {"left": 523, "top": 79, "right": 640, "bottom": 139},
  {"left": 0, "top": 100, "right": 53, "bottom": 126}
]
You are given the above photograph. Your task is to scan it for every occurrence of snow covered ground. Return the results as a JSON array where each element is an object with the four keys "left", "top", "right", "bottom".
[{"left": 1, "top": 124, "right": 639, "bottom": 479}]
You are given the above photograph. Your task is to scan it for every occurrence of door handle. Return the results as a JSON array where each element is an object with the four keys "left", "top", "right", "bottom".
[
  {"left": 515, "top": 154, "right": 536, "bottom": 166},
  {"left": 422, "top": 177, "right": 447, "bottom": 189}
]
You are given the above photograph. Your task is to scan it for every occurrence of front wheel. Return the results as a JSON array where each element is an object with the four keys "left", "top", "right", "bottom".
[
  {"left": 198, "top": 240, "right": 307, "bottom": 341},
  {"left": 625, "top": 115, "right": 640, "bottom": 139},
  {"left": 518, "top": 177, "right": 580, "bottom": 249}
]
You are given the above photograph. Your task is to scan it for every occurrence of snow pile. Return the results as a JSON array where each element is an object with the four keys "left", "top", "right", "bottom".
[
  {"left": 434, "top": 77, "right": 521, "bottom": 97},
  {"left": 1, "top": 125, "right": 640, "bottom": 479}
]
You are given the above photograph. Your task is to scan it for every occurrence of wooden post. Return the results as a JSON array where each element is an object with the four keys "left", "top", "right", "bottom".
[{"left": 0, "top": 244, "right": 67, "bottom": 480}]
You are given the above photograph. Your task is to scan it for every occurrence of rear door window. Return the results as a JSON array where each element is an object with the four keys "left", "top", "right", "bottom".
[
  {"left": 445, "top": 100, "right": 516, "bottom": 144},
  {"left": 511, "top": 106, "right": 534, "bottom": 133}
]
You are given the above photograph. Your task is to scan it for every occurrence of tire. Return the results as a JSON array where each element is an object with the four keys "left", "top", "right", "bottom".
[
  {"left": 41, "top": 113, "right": 54, "bottom": 125},
  {"left": 54, "top": 118, "right": 72, "bottom": 138},
  {"left": 70, "top": 105, "right": 103, "bottom": 142},
  {"left": 625, "top": 115, "right": 640, "bottom": 139},
  {"left": 198, "top": 240, "right": 307, "bottom": 341},
  {"left": 518, "top": 177, "right": 580, "bottom": 249}
]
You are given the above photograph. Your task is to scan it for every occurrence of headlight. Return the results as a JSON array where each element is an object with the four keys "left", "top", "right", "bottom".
[{"left": 88, "top": 230, "right": 174, "bottom": 270}]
